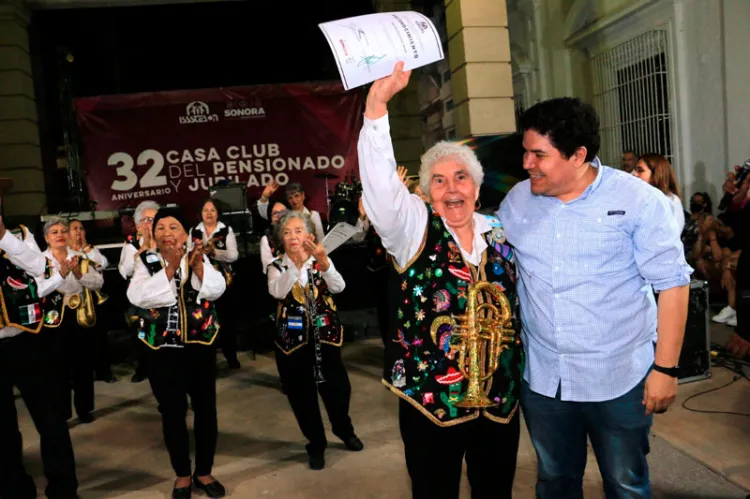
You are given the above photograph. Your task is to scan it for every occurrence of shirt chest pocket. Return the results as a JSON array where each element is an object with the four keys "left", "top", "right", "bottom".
[{"left": 570, "top": 218, "right": 631, "bottom": 273}]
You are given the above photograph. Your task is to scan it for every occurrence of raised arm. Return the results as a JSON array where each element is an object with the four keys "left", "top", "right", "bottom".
[
  {"left": 359, "top": 62, "right": 427, "bottom": 269},
  {"left": 0, "top": 228, "right": 45, "bottom": 276}
]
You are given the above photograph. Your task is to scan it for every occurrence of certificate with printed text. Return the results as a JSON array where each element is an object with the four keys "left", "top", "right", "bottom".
[{"left": 319, "top": 11, "right": 445, "bottom": 90}]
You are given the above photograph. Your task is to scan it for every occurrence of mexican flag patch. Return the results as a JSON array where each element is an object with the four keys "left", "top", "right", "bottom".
[{"left": 19, "top": 303, "right": 42, "bottom": 325}]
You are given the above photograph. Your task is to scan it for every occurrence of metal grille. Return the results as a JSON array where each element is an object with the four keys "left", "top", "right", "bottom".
[{"left": 591, "top": 30, "right": 674, "bottom": 167}]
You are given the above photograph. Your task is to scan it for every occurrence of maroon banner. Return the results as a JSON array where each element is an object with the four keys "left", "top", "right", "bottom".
[{"left": 74, "top": 82, "right": 363, "bottom": 219}]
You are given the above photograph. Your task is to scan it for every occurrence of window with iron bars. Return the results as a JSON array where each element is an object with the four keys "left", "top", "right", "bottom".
[{"left": 591, "top": 29, "right": 674, "bottom": 168}]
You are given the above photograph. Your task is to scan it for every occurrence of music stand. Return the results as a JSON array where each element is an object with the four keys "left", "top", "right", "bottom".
[{"left": 315, "top": 172, "right": 339, "bottom": 229}]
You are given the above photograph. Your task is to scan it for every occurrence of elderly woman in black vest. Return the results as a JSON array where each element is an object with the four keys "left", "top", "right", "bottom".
[
  {"left": 358, "top": 63, "right": 524, "bottom": 499},
  {"left": 267, "top": 210, "right": 363, "bottom": 470},
  {"left": 128, "top": 209, "right": 227, "bottom": 499},
  {"left": 42, "top": 217, "right": 105, "bottom": 425},
  {"left": 188, "top": 199, "right": 239, "bottom": 369}
]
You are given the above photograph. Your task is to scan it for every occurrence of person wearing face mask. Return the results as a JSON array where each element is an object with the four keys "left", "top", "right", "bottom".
[
  {"left": 267, "top": 210, "right": 363, "bottom": 471},
  {"left": 119, "top": 200, "right": 160, "bottom": 383},
  {"left": 127, "top": 208, "right": 227, "bottom": 499},
  {"left": 188, "top": 199, "right": 239, "bottom": 369},
  {"left": 682, "top": 192, "right": 712, "bottom": 262},
  {"left": 259, "top": 200, "right": 290, "bottom": 273},
  {"left": 257, "top": 181, "right": 326, "bottom": 243},
  {"left": 358, "top": 63, "right": 524, "bottom": 499}
]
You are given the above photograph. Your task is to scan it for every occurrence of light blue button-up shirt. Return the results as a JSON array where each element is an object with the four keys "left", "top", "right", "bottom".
[{"left": 497, "top": 162, "right": 693, "bottom": 402}]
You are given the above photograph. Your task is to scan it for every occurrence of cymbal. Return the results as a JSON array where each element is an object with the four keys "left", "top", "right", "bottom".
[{"left": 315, "top": 172, "right": 339, "bottom": 179}]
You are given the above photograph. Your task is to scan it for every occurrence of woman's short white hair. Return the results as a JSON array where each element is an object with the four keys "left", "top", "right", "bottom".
[
  {"left": 274, "top": 210, "right": 316, "bottom": 249},
  {"left": 418, "top": 141, "right": 484, "bottom": 199},
  {"left": 134, "top": 200, "right": 160, "bottom": 224},
  {"left": 43, "top": 216, "right": 68, "bottom": 237}
]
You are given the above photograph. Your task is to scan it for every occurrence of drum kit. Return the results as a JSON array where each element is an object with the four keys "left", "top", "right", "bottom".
[{"left": 315, "top": 171, "right": 362, "bottom": 229}]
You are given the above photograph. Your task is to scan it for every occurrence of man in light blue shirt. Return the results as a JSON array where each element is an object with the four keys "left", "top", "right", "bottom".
[{"left": 498, "top": 97, "right": 692, "bottom": 499}]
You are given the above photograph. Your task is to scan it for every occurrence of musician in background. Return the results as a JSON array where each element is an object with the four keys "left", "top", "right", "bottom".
[
  {"left": 42, "top": 217, "right": 105, "bottom": 424},
  {"left": 119, "top": 200, "right": 159, "bottom": 383},
  {"left": 127, "top": 208, "right": 227, "bottom": 499},
  {"left": 189, "top": 199, "right": 240, "bottom": 369},
  {"left": 0, "top": 216, "right": 80, "bottom": 499},
  {"left": 68, "top": 219, "right": 117, "bottom": 384},
  {"left": 258, "top": 181, "right": 325, "bottom": 243},
  {"left": 267, "top": 211, "right": 363, "bottom": 471},
  {"left": 259, "top": 200, "right": 290, "bottom": 273},
  {"left": 359, "top": 63, "right": 523, "bottom": 498}
]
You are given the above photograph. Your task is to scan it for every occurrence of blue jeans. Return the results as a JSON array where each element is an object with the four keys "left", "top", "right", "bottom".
[{"left": 521, "top": 378, "right": 652, "bottom": 499}]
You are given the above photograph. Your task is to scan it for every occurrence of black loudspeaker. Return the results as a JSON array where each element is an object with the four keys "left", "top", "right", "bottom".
[
  {"left": 677, "top": 280, "right": 712, "bottom": 383},
  {"left": 209, "top": 183, "right": 247, "bottom": 212}
]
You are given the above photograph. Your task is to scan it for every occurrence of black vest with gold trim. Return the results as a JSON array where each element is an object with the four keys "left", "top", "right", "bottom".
[
  {"left": 134, "top": 251, "right": 220, "bottom": 350},
  {"left": 42, "top": 254, "right": 101, "bottom": 328},
  {"left": 0, "top": 233, "right": 44, "bottom": 333},
  {"left": 383, "top": 205, "right": 525, "bottom": 427},
  {"left": 272, "top": 259, "right": 342, "bottom": 355},
  {"left": 191, "top": 225, "right": 234, "bottom": 286}
]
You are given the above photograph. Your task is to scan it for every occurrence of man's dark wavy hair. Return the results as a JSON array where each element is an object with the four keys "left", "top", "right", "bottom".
[{"left": 519, "top": 97, "right": 600, "bottom": 162}]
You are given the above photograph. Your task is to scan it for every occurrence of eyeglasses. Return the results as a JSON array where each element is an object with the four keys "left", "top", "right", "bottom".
[{"left": 142, "top": 216, "right": 154, "bottom": 223}]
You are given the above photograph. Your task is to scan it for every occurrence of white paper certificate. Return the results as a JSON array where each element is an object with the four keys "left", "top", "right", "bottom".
[
  {"left": 319, "top": 11, "right": 445, "bottom": 90},
  {"left": 322, "top": 222, "right": 360, "bottom": 255}
]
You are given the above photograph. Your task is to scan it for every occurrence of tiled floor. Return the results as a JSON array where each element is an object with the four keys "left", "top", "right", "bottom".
[{"left": 14, "top": 325, "right": 750, "bottom": 498}]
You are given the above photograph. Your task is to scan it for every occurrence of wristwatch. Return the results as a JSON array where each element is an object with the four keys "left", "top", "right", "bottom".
[{"left": 652, "top": 363, "right": 680, "bottom": 378}]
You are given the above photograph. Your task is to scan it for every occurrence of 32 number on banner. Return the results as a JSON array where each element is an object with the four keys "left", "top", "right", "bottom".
[{"left": 108, "top": 150, "right": 167, "bottom": 191}]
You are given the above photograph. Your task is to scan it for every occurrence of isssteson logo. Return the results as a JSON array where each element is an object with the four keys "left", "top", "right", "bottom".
[
  {"left": 179, "top": 101, "right": 219, "bottom": 125},
  {"left": 224, "top": 99, "right": 266, "bottom": 119}
]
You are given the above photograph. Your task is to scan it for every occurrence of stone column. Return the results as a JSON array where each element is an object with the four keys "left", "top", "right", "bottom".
[
  {"left": 372, "top": 0, "right": 424, "bottom": 173},
  {"left": 445, "top": 0, "right": 515, "bottom": 137},
  {"left": 0, "top": 0, "right": 46, "bottom": 217}
]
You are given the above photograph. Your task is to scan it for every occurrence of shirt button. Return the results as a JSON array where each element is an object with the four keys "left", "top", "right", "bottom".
[
  {"left": 556, "top": 327, "right": 562, "bottom": 332},
  {"left": 554, "top": 266, "right": 559, "bottom": 271},
  {"left": 556, "top": 234, "right": 561, "bottom": 239},
  {"left": 597, "top": 217, "right": 602, "bottom": 222},
  {"left": 523, "top": 219, "right": 528, "bottom": 223},
  {"left": 554, "top": 294, "right": 559, "bottom": 299}
]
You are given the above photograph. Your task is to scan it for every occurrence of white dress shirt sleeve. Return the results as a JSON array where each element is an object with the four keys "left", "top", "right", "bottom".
[
  {"left": 118, "top": 243, "right": 138, "bottom": 280},
  {"left": 212, "top": 227, "right": 239, "bottom": 263},
  {"left": 22, "top": 227, "right": 42, "bottom": 253},
  {"left": 127, "top": 258, "right": 176, "bottom": 309},
  {"left": 320, "top": 259, "right": 346, "bottom": 294},
  {"left": 268, "top": 261, "right": 300, "bottom": 300},
  {"left": 260, "top": 235, "right": 274, "bottom": 274},
  {"left": 257, "top": 199, "right": 269, "bottom": 220},
  {"left": 35, "top": 271, "right": 63, "bottom": 298},
  {"left": 358, "top": 114, "right": 428, "bottom": 268},
  {"left": 78, "top": 262, "right": 104, "bottom": 291},
  {"left": 0, "top": 230, "right": 46, "bottom": 276},
  {"left": 85, "top": 247, "right": 109, "bottom": 268},
  {"left": 311, "top": 211, "right": 326, "bottom": 243},
  {"left": 195, "top": 255, "right": 226, "bottom": 301}
]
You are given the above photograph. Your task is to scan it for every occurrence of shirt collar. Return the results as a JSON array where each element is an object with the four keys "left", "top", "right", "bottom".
[
  {"left": 573, "top": 156, "right": 605, "bottom": 203},
  {"left": 196, "top": 221, "right": 225, "bottom": 234}
]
